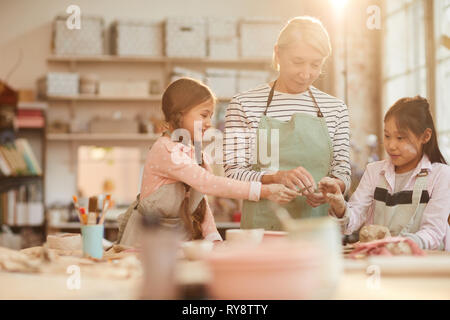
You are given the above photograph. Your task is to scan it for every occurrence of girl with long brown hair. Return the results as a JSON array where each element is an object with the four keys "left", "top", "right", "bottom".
[{"left": 117, "top": 78, "right": 297, "bottom": 245}]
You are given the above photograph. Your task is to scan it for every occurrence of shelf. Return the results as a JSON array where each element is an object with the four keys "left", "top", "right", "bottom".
[
  {"left": 47, "top": 94, "right": 232, "bottom": 103},
  {"left": 18, "top": 101, "right": 48, "bottom": 110},
  {"left": 0, "top": 175, "right": 43, "bottom": 193},
  {"left": 46, "top": 133, "right": 160, "bottom": 141},
  {"left": 47, "top": 221, "right": 119, "bottom": 229},
  {"left": 46, "top": 94, "right": 232, "bottom": 103},
  {"left": 47, "top": 55, "right": 271, "bottom": 66},
  {"left": 46, "top": 221, "right": 238, "bottom": 230},
  {"left": 17, "top": 127, "right": 45, "bottom": 132},
  {"left": 47, "top": 94, "right": 162, "bottom": 102}
]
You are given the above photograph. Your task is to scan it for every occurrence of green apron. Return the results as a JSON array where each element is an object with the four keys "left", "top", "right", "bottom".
[{"left": 241, "top": 81, "right": 333, "bottom": 230}]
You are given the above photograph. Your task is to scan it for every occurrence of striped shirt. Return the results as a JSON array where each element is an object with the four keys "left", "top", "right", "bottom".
[{"left": 223, "top": 83, "right": 351, "bottom": 193}]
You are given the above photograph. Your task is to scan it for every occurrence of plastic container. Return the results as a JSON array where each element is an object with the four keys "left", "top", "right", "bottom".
[{"left": 81, "top": 224, "right": 104, "bottom": 259}]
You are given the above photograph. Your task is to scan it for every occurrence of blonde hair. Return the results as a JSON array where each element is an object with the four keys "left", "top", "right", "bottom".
[{"left": 272, "top": 16, "right": 332, "bottom": 70}]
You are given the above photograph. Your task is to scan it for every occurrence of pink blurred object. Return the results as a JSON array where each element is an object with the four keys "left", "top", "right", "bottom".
[
  {"left": 349, "top": 237, "right": 426, "bottom": 258},
  {"left": 231, "top": 211, "right": 241, "bottom": 222},
  {"left": 262, "top": 230, "right": 287, "bottom": 243},
  {"left": 206, "top": 241, "right": 322, "bottom": 300}
]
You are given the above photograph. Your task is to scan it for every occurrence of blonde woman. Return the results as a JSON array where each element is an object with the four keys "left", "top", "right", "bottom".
[{"left": 224, "top": 16, "right": 351, "bottom": 230}]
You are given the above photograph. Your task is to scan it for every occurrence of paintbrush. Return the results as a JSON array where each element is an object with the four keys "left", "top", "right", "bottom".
[
  {"left": 88, "top": 196, "right": 99, "bottom": 225},
  {"left": 79, "top": 207, "right": 87, "bottom": 225},
  {"left": 99, "top": 194, "right": 111, "bottom": 225},
  {"left": 72, "top": 195, "right": 83, "bottom": 224}
]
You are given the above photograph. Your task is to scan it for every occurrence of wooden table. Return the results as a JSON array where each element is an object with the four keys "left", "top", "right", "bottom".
[{"left": 1, "top": 251, "right": 448, "bottom": 300}]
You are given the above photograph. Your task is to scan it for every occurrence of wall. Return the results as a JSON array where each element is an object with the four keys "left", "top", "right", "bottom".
[{"left": 0, "top": 0, "right": 382, "bottom": 205}]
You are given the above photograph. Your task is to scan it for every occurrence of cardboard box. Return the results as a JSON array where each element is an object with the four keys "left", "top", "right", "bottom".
[
  {"left": 89, "top": 118, "right": 139, "bottom": 134},
  {"left": 53, "top": 15, "right": 104, "bottom": 56},
  {"left": 111, "top": 20, "right": 163, "bottom": 56},
  {"left": 98, "top": 80, "right": 149, "bottom": 97},
  {"left": 165, "top": 17, "right": 206, "bottom": 58}
]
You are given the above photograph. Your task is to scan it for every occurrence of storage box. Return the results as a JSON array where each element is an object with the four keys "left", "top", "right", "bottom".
[
  {"left": 238, "top": 70, "right": 270, "bottom": 93},
  {"left": 171, "top": 67, "right": 205, "bottom": 83},
  {"left": 53, "top": 15, "right": 104, "bottom": 56},
  {"left": 80, "top": 74, "right": 99, "bottom": 94},
  {"left": 208, "top": 38, "right": 239, "bottom": 60},
  {"left": 206, "top": 68, "right": 237, "bottom": 99},
  {"left": 98, "top": 80, "right": 149, "bottom": 97},
  {"left": 111, "top": 20, "right": 163, "bottom": 56},
  {"left": 207, "top": 17, "right": 237, "bottom": 38},
  {"left": 38, "top": 72, "right": 79, "bottom": 97},
  {"left": 89, "top": 118, "right": 139, "bottom": 134},
  {"left": 165, "top": 17, "right": 206, "bottom": 58},
  {"left": 239, "top": 18, "right": 282, "bottom": 58}
]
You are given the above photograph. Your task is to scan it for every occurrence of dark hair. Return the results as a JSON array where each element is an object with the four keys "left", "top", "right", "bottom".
[{"left": 384, "top": 96, "right": 447, "bottom": 164}]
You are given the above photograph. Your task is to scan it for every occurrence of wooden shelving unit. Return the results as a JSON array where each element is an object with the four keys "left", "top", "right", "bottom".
[
  {"left": 44, "top": 53, "right": 271, "bottom": 236},
  {"left": 0, "top": 175, "right": 43, "bottom": 194},
  {"left": 46, "top": 94, "right": 232, "bottom": 103},
  {"left": 47, "top": 94, "right": 162, "bottom": 102},
  {"left": 47, "top": 55, "right": 271, "bottom": 66},
  {"left": 46, "top": 133, "right": 160, "bottom": 141}
]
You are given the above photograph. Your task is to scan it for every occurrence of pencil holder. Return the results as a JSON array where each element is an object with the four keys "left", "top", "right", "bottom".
[{"left": 81, "top": 225, "right": 104, "bottom": 259}]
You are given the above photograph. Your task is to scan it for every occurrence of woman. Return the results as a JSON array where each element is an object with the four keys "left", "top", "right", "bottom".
[{"left": 223, "top": 16, "right": 351, "bottom": 230}]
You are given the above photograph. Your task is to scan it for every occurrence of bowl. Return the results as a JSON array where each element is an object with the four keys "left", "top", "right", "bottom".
[
  {"left": 225, "top": 228, "right": 264, "bottom": 245},
  {"left": 181, "top": 240, "right": 214, "bottom": 260},
  {"left": 263, "top": 230, "right": 287, "bottom": 243},
  {"left": 206, "top": 241, "right": 322, "bottom": 299}
]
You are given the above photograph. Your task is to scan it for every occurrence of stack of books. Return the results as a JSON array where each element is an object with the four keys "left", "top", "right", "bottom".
[
  {"left": 0, "top": 139, "right": 42, "bottom": 176},
  {"left": 0, "top": 183, "right": 44, "bottom": 226}
]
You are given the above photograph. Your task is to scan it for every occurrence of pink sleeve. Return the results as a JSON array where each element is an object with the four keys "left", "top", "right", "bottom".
[
  {"left": 406, "top": 165, "right": 450, "bottom": 250},
  {"left": 202, "top": 199, "right": 223, "bottom": 241},
  {"left": 343, "top": 163, "right": 378, "bottom": 234},
  {"left": 155, "top": 140, "right": 256, "bottom": 200}
]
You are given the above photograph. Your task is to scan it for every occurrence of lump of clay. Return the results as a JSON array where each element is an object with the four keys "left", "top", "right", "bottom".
[
  {"left": 385, "top": 241, "right": 413, "bottom": 255},
  {"left": 359, "top": 225, "right": 391, "bottom": 243}
]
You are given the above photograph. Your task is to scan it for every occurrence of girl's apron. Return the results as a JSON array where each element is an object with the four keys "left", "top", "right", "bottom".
[
  {"left": 373, "top": 169, "right": 445, "bottom": 250},
  {"left": 117, "top": 182, "right": 205, "bottom": 246},
  {"left": 241, "top": 82, "right": 333, "bottom": 230}
]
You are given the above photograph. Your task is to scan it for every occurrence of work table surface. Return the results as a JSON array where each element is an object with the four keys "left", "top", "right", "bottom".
[{"left": 1, "top": 250, "right": 448, "bottom": 300}]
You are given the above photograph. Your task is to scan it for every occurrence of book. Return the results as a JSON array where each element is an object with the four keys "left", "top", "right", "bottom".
[
  {"left": 0, "top": 151, "right": 12, "bottom": 175},
  {"left": 0, "top": 146, "right": 18, "bottom": 174},
  {"left": 7, "top": 190, "right": 16, "bottom": 225},
  {"left": 16, "top": 139, "right": 42, "bottom": 175},
  {"left": 0, "top": 142, "right": 31, "bottom": 175}
]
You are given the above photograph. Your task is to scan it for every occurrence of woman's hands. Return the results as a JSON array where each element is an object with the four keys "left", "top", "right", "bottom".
[
  {"left": 261, "top": 184, "right": 299, "bottom": 204},
  {"left": 261, "top": 167, "right": 346, "bottom": 209},
  {"left": 318, "top": 177, "right": 346, "bottom": 218},
  {"left": 262, "top": 166, "right": 316, "bottom": 195}
]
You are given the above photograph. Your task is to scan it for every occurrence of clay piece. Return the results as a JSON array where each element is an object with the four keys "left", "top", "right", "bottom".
[{"left": 359, "top": 225, "right": 391, "bottom": 242}]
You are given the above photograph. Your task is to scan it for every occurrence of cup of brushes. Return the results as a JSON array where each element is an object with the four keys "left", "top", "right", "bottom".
[{"left": 72, "top": 195, "right": 112, "bottom": 259}]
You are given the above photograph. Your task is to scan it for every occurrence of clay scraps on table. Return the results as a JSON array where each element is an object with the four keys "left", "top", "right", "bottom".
[{"left": 348, "top": 237, "right": 426, "bottom": 259}]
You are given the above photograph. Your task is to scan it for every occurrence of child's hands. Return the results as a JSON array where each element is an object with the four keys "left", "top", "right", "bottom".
[
  {"left": 318, "top": 177, "right": 346, "bottom": 218},
  {"left": 262, "top": 184, "right": 300, "bottom": 204}
]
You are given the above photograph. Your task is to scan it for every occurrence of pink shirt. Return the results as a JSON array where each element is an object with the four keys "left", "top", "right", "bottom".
[
  {"left": 140, "top": 136, "right": 262, "bottom": 241},
  {"left": 334, "top": 155, "right": 450, "bottom": 250}
]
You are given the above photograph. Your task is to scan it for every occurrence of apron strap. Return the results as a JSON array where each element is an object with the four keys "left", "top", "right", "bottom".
[
  {"left": 308, "top": 88, "right": 324, "bottom": 118},
  {"left": 263, "top": 81, "right": 324, "bottom": 118},
  {"left": 399, "top": 169, "right": 429, "bottom": 234},
  {"left": 263, "top": 80, "right": 277, "bottom": 116}
]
